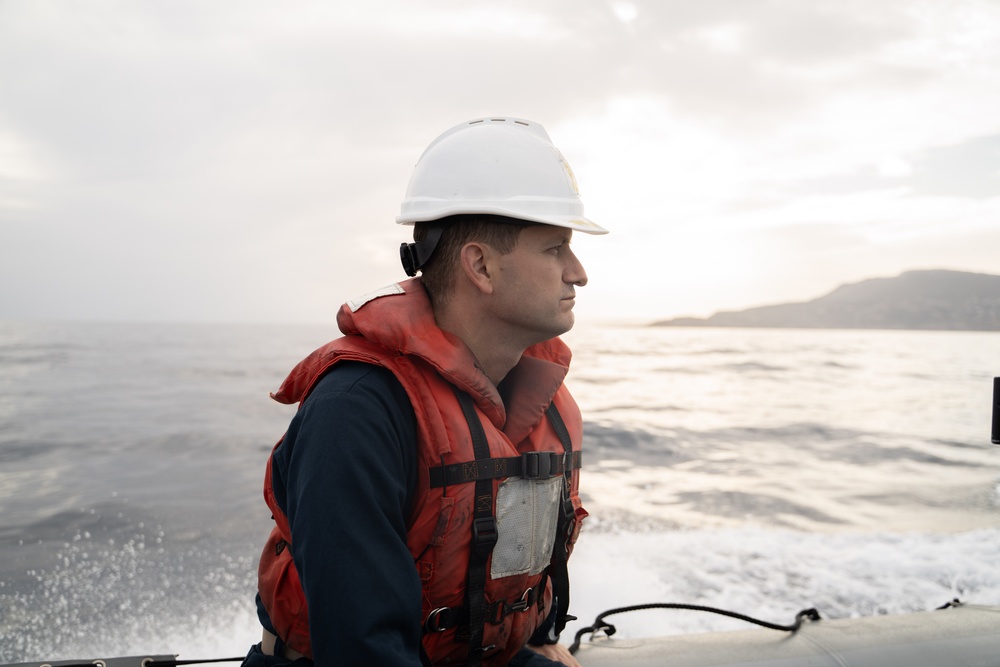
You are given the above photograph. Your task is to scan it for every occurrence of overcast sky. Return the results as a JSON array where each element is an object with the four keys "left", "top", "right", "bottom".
[{"left": 2, "top": 0, "right": 998, "bottom": 326}]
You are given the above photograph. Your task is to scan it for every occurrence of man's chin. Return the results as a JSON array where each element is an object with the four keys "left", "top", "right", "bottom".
[{"left": 552, "top": 312, "right": 575, "bottom": 337}]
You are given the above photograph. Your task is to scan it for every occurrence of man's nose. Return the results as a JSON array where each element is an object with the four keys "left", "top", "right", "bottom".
[{"left": 565, "top": 248, "right": 588, "bottom": 287}]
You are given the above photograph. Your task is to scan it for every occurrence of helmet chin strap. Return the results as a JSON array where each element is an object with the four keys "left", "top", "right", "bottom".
[{"left": 400, "top": 224, "right": 445, "bottom": 277}]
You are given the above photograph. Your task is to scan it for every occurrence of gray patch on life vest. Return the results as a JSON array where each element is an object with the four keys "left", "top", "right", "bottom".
[
  {"left": 347, "top": 283, "right": 405, "bottom": 312},
  {"left": 491, "top": 476, "right": 562, "bottom": 579}
]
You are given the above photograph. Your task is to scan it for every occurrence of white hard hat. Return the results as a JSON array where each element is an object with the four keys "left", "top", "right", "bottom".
[{"left": 396, "top": 117, "right": 608, "bottom": 235}]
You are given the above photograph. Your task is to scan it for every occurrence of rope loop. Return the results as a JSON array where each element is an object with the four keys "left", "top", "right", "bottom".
[{"left": 568, "top": 603, "right": 822, "bottom": 655}]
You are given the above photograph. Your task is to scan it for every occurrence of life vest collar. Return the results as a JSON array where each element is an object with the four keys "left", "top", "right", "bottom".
[{"left": 334, "top": 278, "right": 571, "bottom": 437}]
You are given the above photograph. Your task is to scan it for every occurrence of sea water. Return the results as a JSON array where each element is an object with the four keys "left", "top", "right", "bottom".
[{"left": 1, "top": 320, "right": 998, "bottom": 661}]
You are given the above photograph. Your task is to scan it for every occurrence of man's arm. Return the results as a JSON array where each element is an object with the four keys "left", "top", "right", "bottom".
[
  {"left": 519, "top": 644, "right": 582, "bottom": 667},
  {"left": 275, "top": 363, "right": 423, "bottom": 666}
]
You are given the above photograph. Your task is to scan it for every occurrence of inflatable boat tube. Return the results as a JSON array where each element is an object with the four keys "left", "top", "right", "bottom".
[{"left": 575, "top": 603, "right": 1000, "bottom": 666}]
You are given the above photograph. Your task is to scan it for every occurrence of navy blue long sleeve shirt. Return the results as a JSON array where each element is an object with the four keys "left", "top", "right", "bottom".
[{"left": 258, "top": 362, "right": 564, "bottom": 666}]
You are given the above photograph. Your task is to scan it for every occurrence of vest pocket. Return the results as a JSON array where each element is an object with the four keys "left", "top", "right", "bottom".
[{"left": 491, "top": 476, "right": 562, "bottom": 578}]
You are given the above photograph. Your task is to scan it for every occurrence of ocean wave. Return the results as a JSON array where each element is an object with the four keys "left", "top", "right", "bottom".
[
  {"left": 566, "top": 527, "right": 1000, "bottom": 641},
  {"left": 583, "top": 422, "right": 690, "bottom": 466}
]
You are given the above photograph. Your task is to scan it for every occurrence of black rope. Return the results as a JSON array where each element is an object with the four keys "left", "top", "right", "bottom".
[
  {"left": 6, "top": 659, "right": 244, "bottom": 667},
  {"left": 147, "top": 659, "right": 244, "bottom": 667},
  {"left": 568, "top": 603, "right": 822, "bottom": 655}
]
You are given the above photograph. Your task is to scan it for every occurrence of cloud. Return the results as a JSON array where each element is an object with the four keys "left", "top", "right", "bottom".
[
  {"left": 909, "top": 134, "right": 1000, "bottom": 198},
  {"left": 1, "top": 0, "right": 999, "bottom": 323},
  {"left": 777, "top": 133, "right": 1000, "bottom": 200}
]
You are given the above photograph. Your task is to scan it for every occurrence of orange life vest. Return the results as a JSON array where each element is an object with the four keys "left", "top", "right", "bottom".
[{"left": 256, "top": 279, "right": 587, "bottom": 665}]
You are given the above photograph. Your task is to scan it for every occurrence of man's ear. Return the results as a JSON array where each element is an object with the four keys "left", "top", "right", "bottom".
[{"left": 458, "top": 241, "right": 495, "bottom": 295}]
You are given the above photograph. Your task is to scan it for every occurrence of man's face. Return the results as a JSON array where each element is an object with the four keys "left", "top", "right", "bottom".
[{"left": 487, "top": 224, "right": 588, "bottom": 346}]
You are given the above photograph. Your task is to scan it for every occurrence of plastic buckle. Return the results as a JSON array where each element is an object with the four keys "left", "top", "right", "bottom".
[
  {"left": 522, "top": 451, "right": 559, "bottom": 479},
  {"left": 472, "top": 516, "right": 498, "bottom": 556},
  {"left": 489, "top": 588, "right": 534, "bottom": 625},
  {"left": 561, "top": 491, "right": 575, "bottom": 519},
  {"left": 489, "top": 599, "right": 509, "bottom": 625}
]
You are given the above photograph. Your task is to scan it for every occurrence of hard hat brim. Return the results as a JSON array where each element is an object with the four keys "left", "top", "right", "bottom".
[{"left": 396, "top": 206, "right": 608, "bottom": 235}]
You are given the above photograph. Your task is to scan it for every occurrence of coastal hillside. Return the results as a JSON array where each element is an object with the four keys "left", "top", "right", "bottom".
[{"left": 653, "top": 270, "right": 1000, "bottom": 331}]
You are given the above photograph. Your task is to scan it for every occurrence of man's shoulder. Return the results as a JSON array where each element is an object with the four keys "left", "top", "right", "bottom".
[
  {"left": 309, "top": 360, "right": 408, "bottom": 402},
  {"left": 287, "top": 361, "right": 416, "bottom": 448},
  {"left": 302, "top": 362, "right": 417, "bottom": 428}
]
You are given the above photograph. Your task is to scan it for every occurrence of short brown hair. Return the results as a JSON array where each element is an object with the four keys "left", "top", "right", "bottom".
[{"left": 415, "top": 215, "right": 530, "bottom": 305}]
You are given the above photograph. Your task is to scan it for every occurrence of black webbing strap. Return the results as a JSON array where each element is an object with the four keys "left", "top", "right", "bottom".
[
  {"left": 429, "top": 451, "right": 581, "bottom": 488},
  {"left": 423, "top": 585, "right": 540, "bottom": 634},
  {"left": 453, "top": 389, "right": 498, "bottom": 666},
  {"left": 544, "top": 402, "right": 576, "bottom": 638}
]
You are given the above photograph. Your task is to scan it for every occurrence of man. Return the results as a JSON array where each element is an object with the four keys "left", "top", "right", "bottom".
[{"left": 245, "top": 117, "right": 608, "bottom": 666}]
